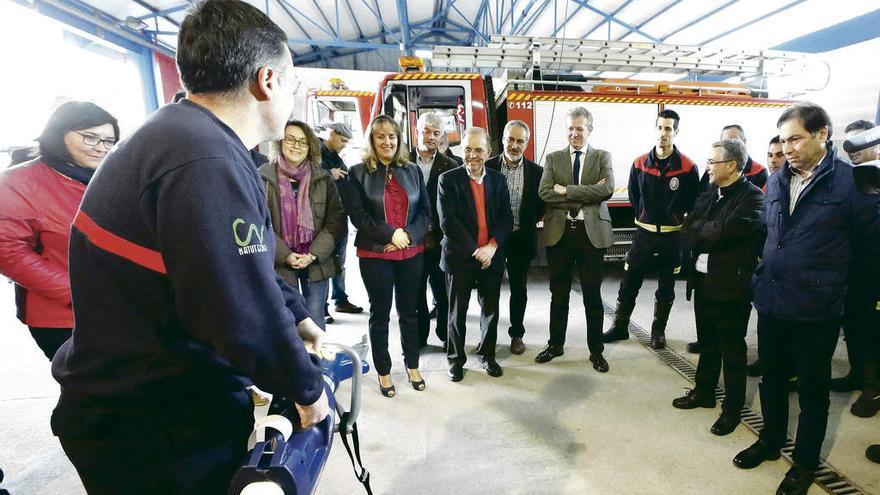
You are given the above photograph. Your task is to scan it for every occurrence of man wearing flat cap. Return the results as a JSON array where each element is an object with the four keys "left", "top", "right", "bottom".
[{"left": 319, "top": 122, "right": 363, "bottom": 320}]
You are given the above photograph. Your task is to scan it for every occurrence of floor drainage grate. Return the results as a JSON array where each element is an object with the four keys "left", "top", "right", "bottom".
[{"left": 602, "top": 301, "right": 867, "bottom": 495}]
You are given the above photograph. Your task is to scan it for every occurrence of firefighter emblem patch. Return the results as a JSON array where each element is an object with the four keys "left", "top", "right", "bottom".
[{"left": 669, "top": 177, "right": 680, "bottom": 191}]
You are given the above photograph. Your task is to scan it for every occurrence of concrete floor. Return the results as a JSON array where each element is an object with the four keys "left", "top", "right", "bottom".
[{"left": 1, "top": 255, "right": 878, "bottom": 494}]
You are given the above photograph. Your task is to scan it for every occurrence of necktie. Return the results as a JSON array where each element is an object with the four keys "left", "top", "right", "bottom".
[{"left": 570, "top": 150, "right": 582, "bottom": 218}]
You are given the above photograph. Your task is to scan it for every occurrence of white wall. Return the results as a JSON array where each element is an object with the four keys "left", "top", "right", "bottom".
[{"left": 802, "top": 37, "right": 880, "bottom": 143}]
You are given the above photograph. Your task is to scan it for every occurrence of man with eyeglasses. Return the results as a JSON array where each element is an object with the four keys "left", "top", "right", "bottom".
[
  {"left": 734, "top": 103, "right": 880, "bottom": 495},
  {"left": 318, "top": 122, "right": 363, "bottom": 323},
  {"left": 439, "top": 127, "right": 513, "bottom": 382},
  {"left": 672, "top": 139, "right": 765, "bottom": 437},
  {"left": 486, "top": 120, "right": 544, "bottom": 355},
  {"left": 603, "top": 109, "right": 699, "bottom": 350},
  {"left": 50, "top": 2, "right": 330, "bottom": 492},
  {"left": 688, "top": 124, "right": 767, "bottom": 355},
  {"left": 410, "top": 113, "right": 458, "bottom": 347},
  {"left": 697, "top": 125, "right": 768, "bottom": 193}
]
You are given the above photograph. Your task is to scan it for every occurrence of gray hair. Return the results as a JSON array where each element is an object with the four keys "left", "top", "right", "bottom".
[
  {"left": 417, "top": 112, "right": 445, "bottom": 131},
  {"left": 463, "top": 127, "right": 490, "bottom": 150},
  {"left": 567, "top": 106, "right": 593, "bottom": 126},
  {"left": 503, "top": 120, "right": 531, "bottom": 140},
  {"left": 712, "top": 139, "right": 748, "bottom": 171}
]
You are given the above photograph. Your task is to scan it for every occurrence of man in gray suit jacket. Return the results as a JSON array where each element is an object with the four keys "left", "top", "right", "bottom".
[{"left": 534, "top": 107, "right": 615, "bottom": 373}]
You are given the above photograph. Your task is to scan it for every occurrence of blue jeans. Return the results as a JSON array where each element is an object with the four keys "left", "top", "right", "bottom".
[{"left": 294, "top": 270, "right": 330, "bottom": 330}]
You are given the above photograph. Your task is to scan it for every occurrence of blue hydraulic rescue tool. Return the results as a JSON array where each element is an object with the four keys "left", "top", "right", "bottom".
[{"left": 229, "top": 338, "right": 373, "bottom": 495}]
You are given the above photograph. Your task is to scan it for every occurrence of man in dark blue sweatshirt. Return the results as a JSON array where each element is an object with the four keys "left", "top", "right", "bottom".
[{"left": 50, "top": 2, "right": 329, "bottom": 493}]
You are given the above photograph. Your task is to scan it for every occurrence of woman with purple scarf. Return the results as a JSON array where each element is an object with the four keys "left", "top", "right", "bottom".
[{"left": 260, "top": 120, "right": 345, "bottom": 330}]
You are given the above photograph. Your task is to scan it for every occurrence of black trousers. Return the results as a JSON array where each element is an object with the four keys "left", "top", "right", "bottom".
[
  {"left": 617, "top": 229, "right": 682, "bottom": 304},
  {"left": 842, "top": 288, "right": 880, "bottom": 364},
  {"left": 504, "top": 230, "right": 535, "bottom": 339},
  {"left": 757, "top": 313, "right": 839, "bottom": 469},
  {"left": 54, "top": 391, "right": 253, "bottom": 495},
  {"left": 446, "top": 265, "right": 502, "bottom": 365},
  {"left": 546, "top": 221, "right": 606, "bottom": 354},
  {"left": 360, "top": 255, "right": 423, "bottom": 374},
  {"left": 693, "top": 299, "right": 751, "bottom": 413},
  {"left": 28, "top": 326, "right": 72, "bottom": 360},
  {"left": 417, "top": 247, "right": 448, "bottom": 345}
]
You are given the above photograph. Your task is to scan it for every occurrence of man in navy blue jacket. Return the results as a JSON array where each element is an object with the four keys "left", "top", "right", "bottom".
[
  {"left": 439, "top": 127, "right": 513, "bottom": 382},
  {"left": 733, "top": 103, "right": 880, "bottom": 495},
  {"left": 50, "top": 2, "right": 329, "bottom": 493}
]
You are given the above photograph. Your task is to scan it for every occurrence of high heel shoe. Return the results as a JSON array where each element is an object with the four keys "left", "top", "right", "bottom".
[
  {"left": 378, "top": 375, "right": 395, "bottom": 398},
  {"left": 407, "top": 369, "right": 426, "bottom": 391}
]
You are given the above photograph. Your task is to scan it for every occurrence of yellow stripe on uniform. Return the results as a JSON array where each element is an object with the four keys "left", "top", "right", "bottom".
[{"left": 634, "top": 219, "right": 683, "bottom": 233}]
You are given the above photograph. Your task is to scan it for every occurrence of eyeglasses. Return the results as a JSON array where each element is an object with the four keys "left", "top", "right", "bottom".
[
  {"left": 283, "top": 137, "right": 309, "bottom": 148},
  {"left": 75, "top": 131, "right": 115, "bottom": 149},
  {"left": 705, "top": 159, "right": 733, "bottom": 166}
]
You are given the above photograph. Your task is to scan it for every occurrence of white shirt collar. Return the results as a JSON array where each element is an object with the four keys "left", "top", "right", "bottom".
[{"left": 468, "top": 165, "right": 487, "bottom": 184}]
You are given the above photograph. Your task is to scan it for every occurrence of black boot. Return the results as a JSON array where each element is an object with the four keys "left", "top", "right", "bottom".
[
  {"left": 650, "top": 300, "right": 673, "bottom": 350},
  {"left": 830, "top": 337, "right": 863, "bottom": 392},
  {"left": 602, "top": 299, "right": 635, "bottom": 343},
  {"left": 851, "top": 360, "right": 880, "bottom": 418}
]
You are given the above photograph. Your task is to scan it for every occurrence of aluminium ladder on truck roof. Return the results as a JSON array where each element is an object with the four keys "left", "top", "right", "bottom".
[{"left": 429, "top": 35, "right": 826, "bottom": 90}]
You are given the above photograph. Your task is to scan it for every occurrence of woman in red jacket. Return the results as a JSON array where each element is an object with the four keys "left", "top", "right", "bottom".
[{"left": 0, "top": 101, "right": 118, "bottom": 359}]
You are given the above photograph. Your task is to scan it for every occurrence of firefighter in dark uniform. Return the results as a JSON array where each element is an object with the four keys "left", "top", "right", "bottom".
[
  {"left": 49, "top": 3, "right": 330, "bottom": 493},
  {"left": 830, "top": 120, "right": 880, "bottom": 411},
  {"left": 853, "top": 154, "right": 880, "bottom": 463},
  {"left": 603, "top": 109, "right": 699, "bottom": 349}
]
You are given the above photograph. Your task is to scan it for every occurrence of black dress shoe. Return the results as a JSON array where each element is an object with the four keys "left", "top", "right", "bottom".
[
  {"left": 830, "top": 370, "right": 861, "bottom": 392},
  {"left": 710, "top": 412, "right": 741, "bottom": 436},
  {"left": 510, "top": 337, "right": 526, "bottom": 355},
  {"left": 850, "top": 390, "right": 880, "bottom": 418},
  {"left": 776, "top": 464, "right": 814, "bottom": 495},
  {"left": 589, "top": 354, "right": 609, "bottom": 373},
  {"left": 447, "top": 364, "right": 464, "bottom": 382},
  {"left": 733, "top": 440, "right": 781, "bottom": 469},
  {"left": 601, "top": 329, "right": 629, "bottom": 343},
  {"left": 334, "top": 301, "right": 364, "bottom": 314},
  {"left": 672, "top": 388, "right": 715, "bottom": 409},
  {"left": 324, "top": 304, "right": 334, "bottom": 324},
  {"left": 534, "top": 345, "right": 563, "bottom": 363},
  {"left": 746, "top": 359, "right": 762, "bottom": 377},
  {"left": 866, "top": 444, "right": 880, "bottom": 464},
  {"left": 686, "top": 341, "right": 701, "bottom": 353},
  {"left": 480, "top": 358, "right": 503, "bottom": 377}
]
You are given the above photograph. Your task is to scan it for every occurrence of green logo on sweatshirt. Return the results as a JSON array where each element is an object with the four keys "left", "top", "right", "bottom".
[{"left": 233, "top": 218, "right": 267, "bottom": 255}]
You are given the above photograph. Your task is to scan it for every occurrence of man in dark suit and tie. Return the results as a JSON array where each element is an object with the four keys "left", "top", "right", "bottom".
[
  {"left": 534, "top": 107, "right": 614, "bottom": 373},
  {"left": 439, "top": 127, "right": 513, "bottom": 382},
  {"left": 409, "top": 112, "right": 458, "bottom": 347},
  {"left": 485, "top": 120, "right": 545, "bottom": 355}
]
